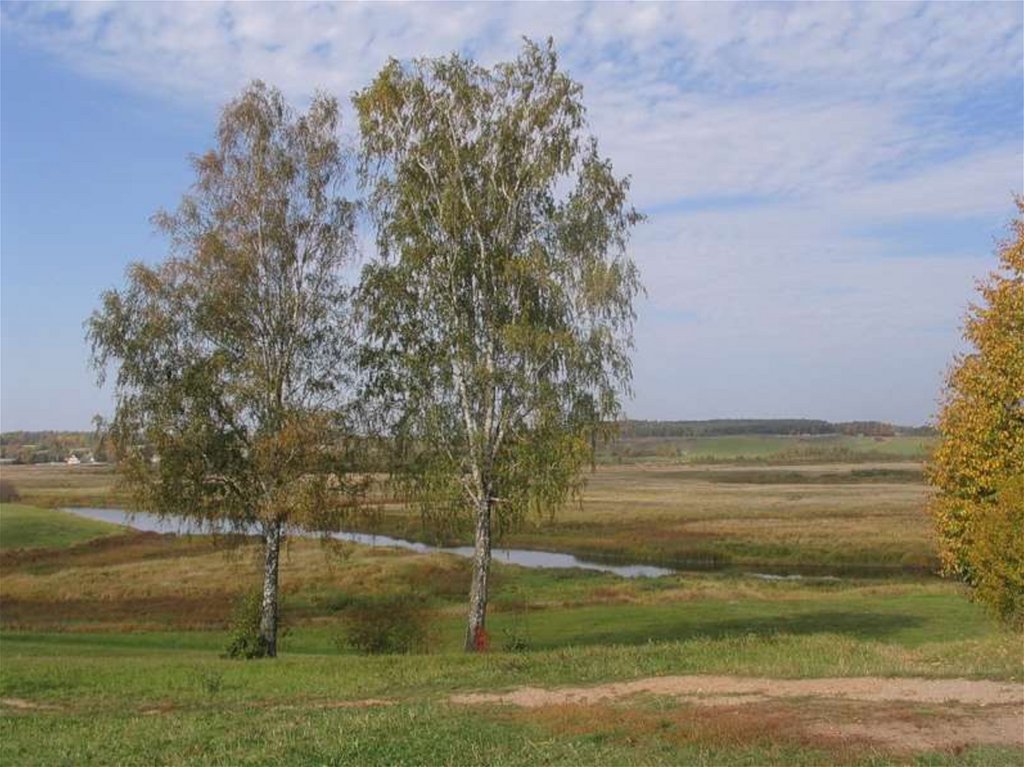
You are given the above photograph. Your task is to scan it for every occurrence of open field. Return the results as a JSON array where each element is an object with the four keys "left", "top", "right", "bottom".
[
  {"left": 1, "top": 459, "right": 939, "bottom": 573},
  {"left": 0, "top": 503, "right": 121, "bottom": 550},
  {"left": 598, "top": 434, "right": 936, "bottom": 464},
  {"left": 363, "top": 462, "right": 939, "bottom": 574},
  {"left": 0, "top": 464, "right": 124, "bottom": 509},
  {"left": 2, "top": 531, "right": 1023, "bottom": 765},
  {"left": 1, "top": 508, "right": 1022, "bottom": 765},
  {"left": 1, "top": 460, "right": 1021, "bottom": 765}
]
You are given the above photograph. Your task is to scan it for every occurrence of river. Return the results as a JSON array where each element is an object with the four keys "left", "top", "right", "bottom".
[{"left": 63, "top": 507, "right": 675, "bottom": 579}]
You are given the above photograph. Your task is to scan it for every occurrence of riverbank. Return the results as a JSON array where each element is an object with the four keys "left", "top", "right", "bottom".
[{"left": 3, "top": 461, "right": 941, "bottom": 575}]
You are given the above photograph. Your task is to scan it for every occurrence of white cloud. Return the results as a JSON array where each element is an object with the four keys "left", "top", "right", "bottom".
[
  {"left": 4, "top": 2, "right": 1020, "bottom": 101},
  {"left": 2, "top": 0, "right": 1021, "bottom": 422},
  {"left": 9, "top": 1, "right": 1016, "bottom": 208},
  {"left": 628, "top": 201, "right": 995, "bottom": 422}
]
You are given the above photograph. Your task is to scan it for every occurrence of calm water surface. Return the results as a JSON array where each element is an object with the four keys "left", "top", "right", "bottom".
[{"left": 64, "top": 507, "right": 674, "bottom": 579}]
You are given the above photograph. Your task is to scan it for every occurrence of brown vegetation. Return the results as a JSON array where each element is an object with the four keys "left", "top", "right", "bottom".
[
  {"left": 494, "top": 697, "right": 1022, "bottom": 761},
  {"left": 0, "top": 479, "right": 20, "bottom": 502},
  {"left": 0, "top": 464, "right": 123, "bottom": 508}
]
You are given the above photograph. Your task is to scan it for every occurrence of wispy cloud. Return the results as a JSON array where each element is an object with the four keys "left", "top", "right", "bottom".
[{"left": 2, "top": 0, "right": 1021, "bottom": 422}]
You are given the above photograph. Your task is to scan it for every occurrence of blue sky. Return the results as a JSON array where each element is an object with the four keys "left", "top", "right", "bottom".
[{"left": 1, "top": 1, "right": 1022, "bottom": 430}]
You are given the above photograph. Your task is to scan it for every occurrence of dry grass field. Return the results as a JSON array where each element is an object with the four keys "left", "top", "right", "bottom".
[
  {"left": 0, "top": 463, "right": 124, "bottom": 508},
  {"left": 364, "top": 462, "right": 938, "bottom": 574},
  {"left": 1, "top": 458, "right": 939, "bottom": 573}
]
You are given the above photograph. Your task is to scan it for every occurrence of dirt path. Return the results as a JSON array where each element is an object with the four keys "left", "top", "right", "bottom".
[
  {"left": 451, "top": 675, "right": 1024, "bottom": 753},
  {"left": 450, "top": 675, "right": 1024, "bottom": 708}
]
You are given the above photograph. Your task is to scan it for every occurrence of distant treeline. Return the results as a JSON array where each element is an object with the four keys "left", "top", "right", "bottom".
[
  {"left": 0, "top": 419, "right": 937, "bottom": 465},
  {"left": 0, "top": 431, "right": 104, "bottom": 463},
  {"left": 617, "top": 419, "right": 936, "bottom": 438}
]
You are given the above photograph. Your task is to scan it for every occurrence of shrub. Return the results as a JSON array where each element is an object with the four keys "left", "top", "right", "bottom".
[
  {"left": 498, "top": 598, "right": 531, "bottom": 652},
  {"left": 338, "top": 595, "right": 431, "bottom": 655},
  {"left": 0, "top": 480, "right": 20, "bottom": 503},
  {"left": 224, "top": 590, "right": 271, "bottom": 659},
  {"left": 500, "top": 623, "right": 530, "bottom": 653}
]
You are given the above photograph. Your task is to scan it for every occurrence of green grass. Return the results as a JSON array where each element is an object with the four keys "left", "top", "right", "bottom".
[
  {"left": 2, "top": 454, "right": 1021, "bottom": 766},
  {"left": 2, "top": 628, "right": 1021, "bottom": 766},
  {"left": 600, "top": 434, "right": 937, "bottom": 464},
  {"left": 3, "top": 699, "right": 1021, "bottom": 767},
  {"left": 0, "top": 504, "right": 122, "bottom": 550},
  {"left": 8, "top": 701, "right": 1018, "bottom": 767}
]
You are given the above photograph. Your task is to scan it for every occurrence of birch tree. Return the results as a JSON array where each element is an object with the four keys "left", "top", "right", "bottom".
[
  {"left": 87, "top": 81, "right": 359, "bottom": 657},
  {"left": 355, "top": 40, "right": 642, "bottom": 651}
]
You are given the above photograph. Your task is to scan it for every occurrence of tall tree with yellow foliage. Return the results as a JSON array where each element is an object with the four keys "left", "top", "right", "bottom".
[{"left": 929, "top": 199, "right": 1024, "bottom": 627}]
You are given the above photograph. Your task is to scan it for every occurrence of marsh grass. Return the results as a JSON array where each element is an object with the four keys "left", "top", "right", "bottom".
[
  {"left": 0, "top": 464, "right": 126, "bottom": 508},
  {"left": 0, "top": 455, "right": 939, "bottom": 572},
  {"left": 356, "top": 462, "right": 939, "bottom": 572},
  {"left": 0, "top": 503, "right": 122, "bottom": 550}
]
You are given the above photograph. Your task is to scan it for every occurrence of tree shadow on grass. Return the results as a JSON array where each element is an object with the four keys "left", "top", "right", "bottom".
[
  {"left": 520, "top": 608, "right": 926, "bottom": 651},
  {"left": 692, "top": 610, "right": 925, "bottom": 642}
]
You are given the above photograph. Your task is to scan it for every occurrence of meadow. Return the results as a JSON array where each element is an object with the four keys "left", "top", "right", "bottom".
[
  {"left": 597, "top": 433, "right": 936, "bottom": 464},
  {"left": 349, "top": 461, "right": 938, "bottom": 575},
  {"left": 1, "top": 440, "right": 1021, "bottom": 766},
  {"left": 0, "top": 463, "right": 125, "bottom": 509}
]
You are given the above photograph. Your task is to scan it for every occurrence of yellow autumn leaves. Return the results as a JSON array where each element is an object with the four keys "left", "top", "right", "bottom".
[{"left": 929, "top": 198, "right": 1024, "bottom": 627}]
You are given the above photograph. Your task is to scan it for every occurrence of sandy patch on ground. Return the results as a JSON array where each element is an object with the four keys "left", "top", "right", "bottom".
[
  {"left": 452, "top": 675, "right": 1024, "bottom": 752},
  {"left": 450, "top": 675, "right": 1023, "bottom": 708}
]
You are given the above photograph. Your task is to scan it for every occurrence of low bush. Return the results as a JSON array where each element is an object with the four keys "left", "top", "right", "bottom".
[
  {"left": 224, "top": 589, "right": 273, "bottom": 659},
  {"left": 338, "top": 594, "right": 432, "bottom": 654},
  {"left": 0, "top": 479, "right": 21, "bottom": 502}
]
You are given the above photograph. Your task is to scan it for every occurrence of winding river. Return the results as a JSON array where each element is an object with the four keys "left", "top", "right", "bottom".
[{"left": 63, "top": 507, "right": 675, "bottom": 579}]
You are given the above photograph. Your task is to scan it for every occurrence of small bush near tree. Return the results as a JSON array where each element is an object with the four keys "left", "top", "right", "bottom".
[
  {"left": 338, "top": 595, "right": 432, "bottom": 655},
  {"left": 225, "top": 590, "right": 273, "bottom": 659}
]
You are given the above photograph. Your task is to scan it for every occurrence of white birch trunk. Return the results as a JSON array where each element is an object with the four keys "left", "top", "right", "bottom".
[
  {"left": 259, "top": 520, "right": 282, "bottom": 657},
  {"left": 464, "top": 494, "right": 493, "bottom": 652}
]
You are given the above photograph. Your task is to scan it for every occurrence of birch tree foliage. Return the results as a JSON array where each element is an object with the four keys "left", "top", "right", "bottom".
[
  {"left": 928, "top": 199, "right": 1024, "bottom": 626},
  {"left": 87, "top": 81, "right": 361, "bottom": 656},
  {"left": 355, "top": 40, "right": 642, "bottom": 647}
]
